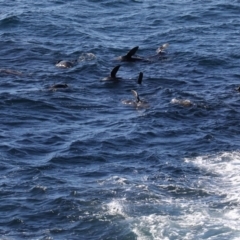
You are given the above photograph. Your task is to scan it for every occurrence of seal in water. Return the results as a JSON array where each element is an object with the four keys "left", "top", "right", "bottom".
[
  {"left": 102, "top": 65, "right": 122, "bottom": 81},
  {"left": 117, "top": 46, "right": 143, "bottom": 62},
  {"left": 49, "top": 83, "right": 68, "bottom": 91},
  {"left": 122, "top": 90, "right": 149, "bottom": 108},
  {"left": 236, "top": 86, "right": 240, "bottom": 92},
  {"left": 156, "top": 43, "right": 169, "bottom": 55},
  {"left": 117, "top": 43, "right": 169, "bottom": 62},
  {"left": 146, "top": 43, "right": 169, "bottom": 60},
  {"left": 137, "top": 72, "right": 143, "bottom": 84},
  {"left": 170, "top": 98, "right": 193, "bottom": 107},
  {"left": 0, "top": 68, "right": 23, "bottom": 76},
  {"left": 55, "top": 60, "right": 76, "bottom": 68}
]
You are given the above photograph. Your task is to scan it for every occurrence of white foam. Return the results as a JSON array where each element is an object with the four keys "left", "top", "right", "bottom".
[
  {"left": 131, "top": 205, "right": 240, "bottom": 239},
  {"left": 224, "top": 209, "right": 240, "bottom": 230},
  {"left": 132, "top": 214, "right": 169, "bottom": 240},
  {"left": 183, "top": 151, "right": 240, "bottom": 235},
  {"left": 104, "top": 199, "right": 128, "bottom": 218},
  {"left": 99, "top": 152, "right": 240, "bottom": 239},
  {"left": 184, "top": 151, "right": 240, "bottom": 203}
]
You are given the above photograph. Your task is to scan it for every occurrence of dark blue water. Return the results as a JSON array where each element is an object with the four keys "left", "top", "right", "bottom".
[{"left": 1, "top": 1, "right": 240, "bottom": 239}]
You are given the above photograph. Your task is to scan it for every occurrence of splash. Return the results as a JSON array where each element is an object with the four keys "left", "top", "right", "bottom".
[{"left": 104, "top": 199, "right": 128, "bottom": 218}]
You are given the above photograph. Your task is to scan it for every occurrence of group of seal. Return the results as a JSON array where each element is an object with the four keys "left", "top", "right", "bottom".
[
  {"left": 52, "top": 43, "right": 169, "bottom": 107},
  {"left": 109, "top": 44, "right": 168, "bottom": 107}
]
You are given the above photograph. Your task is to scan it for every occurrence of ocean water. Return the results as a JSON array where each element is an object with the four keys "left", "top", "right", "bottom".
[{"left": 1, "top": 0, "right": 240, "bottom": 239}]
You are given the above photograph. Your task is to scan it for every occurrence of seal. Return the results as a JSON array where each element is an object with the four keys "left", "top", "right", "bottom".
[
  {"left": 117, "top": 46, "right": 143, "bottom": 62},
  {"left": 137, "top": 72, "right": 143, "bottom": 84},
  {"left": 170, "top": 98, "right": 193, "bottom": 107},
  {"left": 49, "top": 83, "right": 68, "bottom": 91},
  {"left": 131, "top": 89, "right": 141, "bottom": 103},
  {"left": 55, "top": 60, "right": 76, "bottom": 68},
  {"left": 122, "top": 90, "right": 149, "bottom": 108},
  {"left": 0, "top": 68, "right": 22, "bottom": 76},
  {"left": 156, "top": 43, "right": 169, "bottom": 55},
  {"left": 117, "top": 43, "right": 169, "bottom": 62},
  {"left": 146, "top": 43, "right": 169, "bottom": 60},
  {"left": 102, "top": 65, "right": 122, "bottom": 81}
]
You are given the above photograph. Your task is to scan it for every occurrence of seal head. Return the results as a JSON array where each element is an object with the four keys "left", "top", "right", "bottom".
[
  {"left": 146, "top": 43, "right": 169, "bottom": 61},
  {"left": 156, "top": 43, "right": 169, "bottom": 55},
  {"left": 55, "top": 60, "right": 75, "bottom": 68}
]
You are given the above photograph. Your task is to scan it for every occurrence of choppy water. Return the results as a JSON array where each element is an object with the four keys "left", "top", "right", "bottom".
[{"left": 1, "top": 0, "right": 240, "bottom": 239}]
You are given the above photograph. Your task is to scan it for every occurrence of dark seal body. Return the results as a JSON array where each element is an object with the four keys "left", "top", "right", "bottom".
[{"left": 49, "top": 83, "right": 68, "bottom": 91}]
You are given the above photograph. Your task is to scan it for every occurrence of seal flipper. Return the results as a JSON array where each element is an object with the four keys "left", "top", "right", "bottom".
[
  {"left": 137, "top": 72, "right": 143, "bottom": 84},
  {"left": 111, "top": 65, "right": 121, "bottom": 78},
  {"left": 131, "top": 90, "right": 140, "bottom": 103},
  {"left": 124, "top": 46, "right": 139, "bottom": 60}
]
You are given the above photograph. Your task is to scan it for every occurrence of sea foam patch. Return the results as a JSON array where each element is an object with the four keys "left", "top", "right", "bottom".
[
  {"left": 99, "top": 153, "right": 240, "bottom": 239},
  {"left": 183, "top": 151, "right": 240, "bottom": 233},
  {"left": 184, "top": 151, "right": 240, "bottom": 197},
  {"left": 103, "top": 199, "right": 128, "bottom": 218}
]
